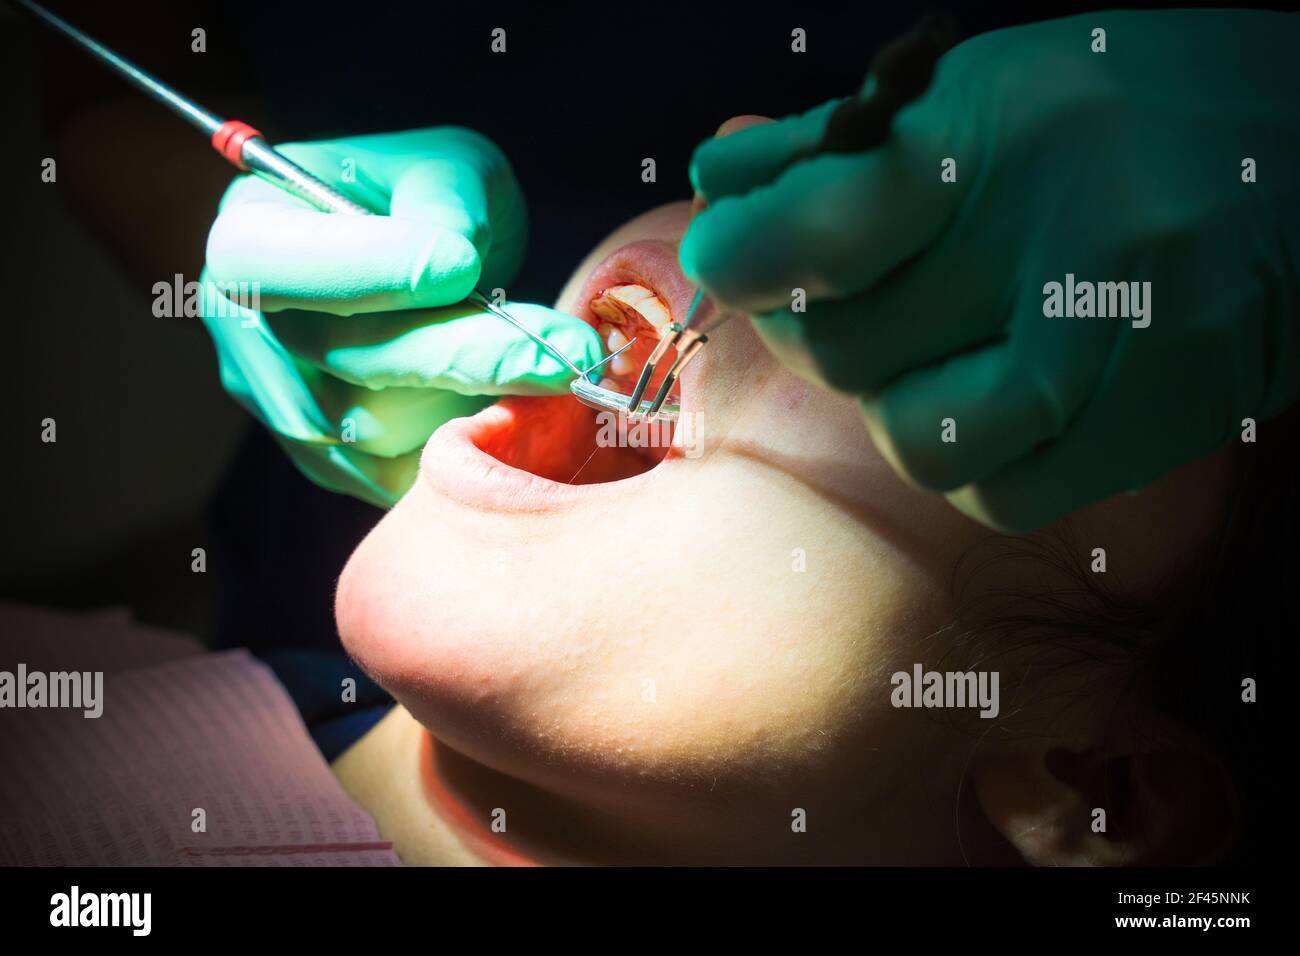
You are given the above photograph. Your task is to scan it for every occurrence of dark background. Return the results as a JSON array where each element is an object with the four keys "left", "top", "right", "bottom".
[{"left": 0, "top": 0, "right": 1287, "bottom": 653}]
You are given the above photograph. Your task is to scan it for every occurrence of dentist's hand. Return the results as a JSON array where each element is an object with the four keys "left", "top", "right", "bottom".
[
  {"left": 682, "top": 11, "right": 1299, "bottom": 532},
  {"left": 201, "top": 127, "right": 601, "bottom": 507}
]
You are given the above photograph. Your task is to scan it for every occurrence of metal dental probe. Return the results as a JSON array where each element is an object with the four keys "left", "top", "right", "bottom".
[
  {"left": 10, "top": 0, "right": 612, "bottom": 382},
  {"left": 600, "top": 12, "right": 961, "bottom": 422},
  {"left": 608, "top": 287, "right": 716, "bottom": 420}
]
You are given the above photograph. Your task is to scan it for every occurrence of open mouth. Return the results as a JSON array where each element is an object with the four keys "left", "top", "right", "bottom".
[{"left": 421, "top": 240, "right": 698, "bottom": 509}]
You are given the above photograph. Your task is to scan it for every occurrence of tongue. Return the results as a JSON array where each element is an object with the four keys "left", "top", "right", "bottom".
[{"left": 477, "top": 397, "right": 666, "bottom": 484}]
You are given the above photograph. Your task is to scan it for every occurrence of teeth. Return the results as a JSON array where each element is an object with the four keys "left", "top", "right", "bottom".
[
  {"left": 591, "top": 283, "right": 673, "bottom": 332},
  {"left": 590, "top": 284, "right": 674, "bottom": 381},
  {"left": 611, "top": 352, "right": 635, "bottom": 377},
  {"left": 605, "top": 328, "right": 633, "bottom": 377}
]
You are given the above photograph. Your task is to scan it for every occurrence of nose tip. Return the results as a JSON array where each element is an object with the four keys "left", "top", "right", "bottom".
[
  {"left": 690, "top": 115, "right": 776, "bottom": 221},
  {"left": 715, "top": 114, "right": 773, "bottom": 138}
]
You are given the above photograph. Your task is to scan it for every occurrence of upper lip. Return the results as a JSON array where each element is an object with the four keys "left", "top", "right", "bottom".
[{"left": 572, "top": 239, "right": 697, "bottom": 335}]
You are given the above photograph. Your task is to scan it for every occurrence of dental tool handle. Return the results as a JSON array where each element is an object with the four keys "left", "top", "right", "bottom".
[
  {"left": 10, "top": 0, "right": 223, "bottom": 136},
  {"left": 818, "top": 12, "right": 959, "bottom": 155},
  {"left": 221, "top": 137, "right": 581, "bottom": 374},
  {"left": 235, "top": 133, "right": 375, "bottom": 216},
  {"left": 10, "top": 0, "right": 369, "bottom": 214},
  {"left": 14, "top": 0, "right": 585, "bottom": 377},
  {"left": 235, "top": 133, "right": 583, "bottom": 374},
  {"left": 678, "top": 13, "right": 957, "bottom": 351},
  {"left": 228, "top": 132, "right": 584, "bottom": 375}
]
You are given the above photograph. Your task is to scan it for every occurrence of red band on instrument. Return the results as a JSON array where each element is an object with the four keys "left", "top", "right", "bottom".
[{"left": 211, "top": 120, "right": 263, "bottom": 170}]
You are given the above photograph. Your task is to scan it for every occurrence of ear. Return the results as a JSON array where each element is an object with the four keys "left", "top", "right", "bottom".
[{"left": 968, "top": 741, "right": 1241, "bottom": 866}]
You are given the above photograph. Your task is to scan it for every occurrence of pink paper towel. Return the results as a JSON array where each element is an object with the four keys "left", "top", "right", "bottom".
[{"left": 0, "top": 603, "right": 399, "bottom": 866}]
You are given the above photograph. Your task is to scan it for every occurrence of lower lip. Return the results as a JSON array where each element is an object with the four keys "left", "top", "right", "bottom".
[{"left": 419, "top": 402, "right": 666, "bottom": 514}]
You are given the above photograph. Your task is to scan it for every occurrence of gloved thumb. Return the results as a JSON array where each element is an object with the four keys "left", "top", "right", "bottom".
[
  {"left": 264, "top": 301, "right": 605, "bottom": 398},
  {"left": 689, "top": 99, "right": 843, "bottom": 203}
]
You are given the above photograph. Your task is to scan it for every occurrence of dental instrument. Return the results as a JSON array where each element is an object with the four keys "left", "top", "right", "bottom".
[
  {"left": 8, "top": 0, "right": 607, "bottom": 382},
  {"left": 570, "top": 287, "right": 719, "bottom": 421},
  {"left": 571, "top": 12, "right": 959, "bottom": 422}
]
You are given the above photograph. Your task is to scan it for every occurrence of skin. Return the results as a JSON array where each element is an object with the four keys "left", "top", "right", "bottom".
[{"left": 333, "top": 179, "right": 1236, "bottom": 866}]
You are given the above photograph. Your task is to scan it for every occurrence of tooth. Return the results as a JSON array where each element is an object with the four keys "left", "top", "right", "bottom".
[
  {"left": 607, "top": 329, "right": 629, "bottom": 352},
  {"left": 611, "top": 353, "right": 634, "bottom": 377},
  {"left": 591, "top": 283, "right": 672, "bottom": 333}
]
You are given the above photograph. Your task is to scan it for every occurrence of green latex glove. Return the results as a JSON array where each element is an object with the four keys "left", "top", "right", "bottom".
[
  {"left": 681, "top": 10, "right": 1299, "bottom": 532},
  {"left": 201, "top": 127, "right": 602, "bottom": 507}
]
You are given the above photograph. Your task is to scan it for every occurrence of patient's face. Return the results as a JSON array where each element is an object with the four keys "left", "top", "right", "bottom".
[{"left": 336, "top": 199, "right": 1232, "bottom": 864}]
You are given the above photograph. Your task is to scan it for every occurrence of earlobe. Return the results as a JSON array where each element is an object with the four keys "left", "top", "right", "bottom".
[
  {"left": 970, "top": 744, "right": 1241, "bottom": 866},
  {"left": 969, "top": 749, "right": 1103, "bottom": 866}
]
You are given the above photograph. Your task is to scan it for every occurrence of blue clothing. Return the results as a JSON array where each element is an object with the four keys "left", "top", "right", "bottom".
[{"left": 258, "top": 650, "right": 393, "bottom": 761}]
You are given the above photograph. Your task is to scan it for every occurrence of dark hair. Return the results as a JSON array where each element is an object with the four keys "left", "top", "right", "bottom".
[{"left": 934, "top": 406, "right": 1295, "bottom": 866}]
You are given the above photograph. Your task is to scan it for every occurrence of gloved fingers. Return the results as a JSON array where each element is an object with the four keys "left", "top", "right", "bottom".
[
  {"left": 388, "top": 156, "right": 526, "bottom": 299},
  {"left": 214, "top": 321, "right": 491, "bottom": 456},
  {"left": 681, "top": 97, "right": 968, "bottom": 313},
  {"left": 206, "top": 195, "right": 481, "bottom": 317},
  {"left": 384, "top": 128, "right": 512, "bottom": 252},
  {"left": 940, "top": 363, "right": 1228, "bottom": 534},
  {"left": 261, "top": 301, "right": 604, "bottom": 397},
  {"left": 690, "top": 116, "right": 776, "bottom": 218},
  {"left": 304, "top": 369, "right": 494, "bottom": 456},
  {"left": 201, "top": 275, "right": 337, "bottom": 444},
  {"left": 207, "top": 138, "right": 492, "bottom": 315},
  {"left": 276, "top": 437, "right": 424, "bottom": 510},
  {"left": 939, "top": 280, "right": 1268, "bottom": 533},
  {"left": 858, "top": 313, "right": 1116, "bottom": 495},
  {"left": 689, "top": 100, "right": 843, "bottom": 203},
  {"left": 201, "top": 273, "right": 493, "bottom": 456},
  {"left": 746, "top": 210, "right": 1013, "bottom": 396},
  {"left": 344, "top": 127, "right": 528, "bottom": 292}
]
